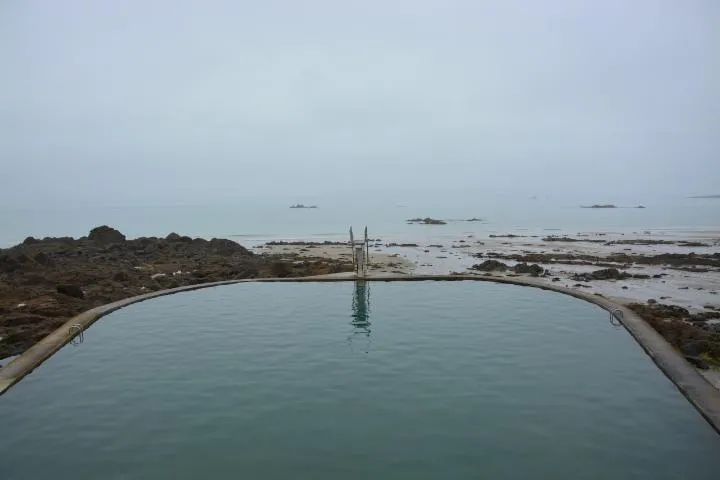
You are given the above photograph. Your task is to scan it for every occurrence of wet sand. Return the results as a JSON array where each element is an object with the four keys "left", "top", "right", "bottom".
[{"left": 259, "top": 230, "right": 720, "bottom": 311}]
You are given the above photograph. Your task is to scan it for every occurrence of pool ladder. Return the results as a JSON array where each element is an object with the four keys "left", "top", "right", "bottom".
[
  {"left": 609, "top": 308, "right": 624, "bottom": 327},
  {"left": 68, "top": 323, "right": 85, "bottom": 346}
]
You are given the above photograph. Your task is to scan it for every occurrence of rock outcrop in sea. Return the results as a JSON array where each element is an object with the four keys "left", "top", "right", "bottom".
[{"left": 406, "top": 217, "right": 447, "bottom": 225}]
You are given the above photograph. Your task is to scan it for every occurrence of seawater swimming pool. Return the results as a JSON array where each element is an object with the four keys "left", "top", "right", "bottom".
[{"left": 1, "top": 281, "right": 719, "bottom": 479}]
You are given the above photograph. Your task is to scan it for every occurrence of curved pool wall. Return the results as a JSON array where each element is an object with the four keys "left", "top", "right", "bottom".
[
  {"left": 3, "top": 281, "right": 720, "bottom": 479},
  {"left": 1, "top": 274, "right": 720, "bottom": 435}
]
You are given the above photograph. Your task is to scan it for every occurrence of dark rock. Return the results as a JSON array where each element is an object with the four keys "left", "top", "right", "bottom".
[
  {"left": 660, "top": 304, "right": 690, "bottom": 317},
  {"left": 572, "top": 268, "right": 630, "bottom": 282},
  {"left": 0, "top": 254, "right": 21, "bottom": 273},
  {"left": 471, "top": 260, "right": 508, "bottom": 272},
  {"left": 22, "top": 274, "right": 46, "bottom": 286},
  {"left": 628, "top": 303, "right": 720, "bottom": 366},
  {"left": 543, "top": 236, "right": 580, "bottom": 242},
  {"left": 88, "top": 226, "right": 126, "bottom": 244},
  {"left": 621, "top": 286, "right": 628, "bottom": 290},
  {"left": 113, "top": 271, "right": 129, "bottom": 282},
  {"left": 691, "top": 311, "right": 720, "bottom": 321},
  {"left": 679, "top": 241, "right": 710, "bottom": 247},
  {"left": 513, "top": 263, "right": 543, "bottom": 276},
  {"left": 33, "top": 252, "right": 51, "bottom": 266},
  {"left": 166, "top": 232, "right": 193, "bottom": 243},
  {"left": 406, "top": 217, "right": 447, "bottom": 225},
  {"left": 270, "top": 261, "right": 291, "bottom": 277},
  {"left": 56, "top": 284, "right": 85, "bottom": 299},
  {"left": 632, "top": 274, "right": 650, "bottom": 279},
  {"left": 647, "top": 298, "right": 657, "bottom": 304},
  {"left": 674, "top": 267, "right": 710, "bottom": 273},
  {"left": 607, "top": 239, "right": 675, "bottom": 246},
  {"left": 13, "top": 253, "right": 32, "bottom": 264},
  {"left": 208, "top": 238, "right": 251, "bottom": 256},
  {"left": 481, "top": 251, "right": 720, "bottom": 268},
  {"left": 542, "top": 236, "right": 605, "bottom": 243},
  {"left": 23, "top": 236, "right": 40, "bottom": 245},
  {"left": 684, "top": 355, "right": 709, "bottom": 370},
  {"left": 707, "top": 324, "right": 720, "bottom": 334}
]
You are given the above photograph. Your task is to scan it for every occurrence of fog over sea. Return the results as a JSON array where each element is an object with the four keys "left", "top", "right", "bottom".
[{"left": 2, "top": 192, "right": 718, "bottom": 248}]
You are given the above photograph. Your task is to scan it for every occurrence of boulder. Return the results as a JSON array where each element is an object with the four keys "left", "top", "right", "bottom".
[
  {"left": 33, "top": 251, "right": 51, "bottom": 266},
  {"left": 513, "top": 263, "right": 544, "bottom": 276},
  {"left": 88, "top": 226, "right": 126, "bottom": 245},
  {"left": 166, "top": 232, "right": 193, "bottom": 243},
  {"left": 471, "top": 260, "right": 508, "bottom": 272},
  {"left": 208, "top": 238, "right": 251, "bottom": 256},
  {"left": 113, "top": 271, "right": 129, "bottom": 282},
  {"left": 0, "top": 254, "right": 21, "bottom": 273},
  {"left": 684, "top": 355, "right": 709, "bottom": 370},
  {"left": 271, "top": 261, "right": 291, "bottom": 277},
  {"left": 406, "top": 217, "right": 447, "bottom": 225},
  {"left": 56, "top": 284, "right": 85, "bottom": 299},
  {"left": 22, "top": 274, "right": 46, "bottom": 286},
  {"left": 572, "top": 268, "right": 630, "bottom": 282}
]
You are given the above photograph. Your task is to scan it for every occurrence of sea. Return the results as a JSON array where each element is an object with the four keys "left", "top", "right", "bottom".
[{"left": 1, "top": 193, "right": 718, "bottom": 248}]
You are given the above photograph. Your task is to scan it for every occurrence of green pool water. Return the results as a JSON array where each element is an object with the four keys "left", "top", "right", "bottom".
[{"left": 1, "top": 281, "right": 719, "bottom": 479}]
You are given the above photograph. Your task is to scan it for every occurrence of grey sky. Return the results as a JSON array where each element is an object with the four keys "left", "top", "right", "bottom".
[{"left": 1, "top": 0, "right": 718, "bottom": 205}]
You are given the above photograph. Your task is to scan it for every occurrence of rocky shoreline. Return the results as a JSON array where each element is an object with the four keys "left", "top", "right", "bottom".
[
  {"left": 4, "top": 225, "right": 720, "bottom": 382},
  {"left": 0, "top": 226, "right": 352, "bottom": 360}
]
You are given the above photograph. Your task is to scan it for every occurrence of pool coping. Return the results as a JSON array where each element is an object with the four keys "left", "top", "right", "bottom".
[{"left": 2, "top": 273, "right": 720, "bottom": 435}]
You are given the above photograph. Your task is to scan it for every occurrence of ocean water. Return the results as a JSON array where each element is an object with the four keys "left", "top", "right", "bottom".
[
  {"left": 1, "top": 194, "right": 719, "bottom": 247},
  {"left": 1, "top": 281, "right": 719, "bottom": 479}
]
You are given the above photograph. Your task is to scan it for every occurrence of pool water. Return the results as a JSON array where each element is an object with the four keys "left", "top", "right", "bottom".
[{"left": 1, "top": 281, "right": 719, "bottom": 479}]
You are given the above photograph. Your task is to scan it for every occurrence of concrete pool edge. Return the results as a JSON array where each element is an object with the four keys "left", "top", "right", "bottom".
[{"left": 2, "top": 273, "right": 719, "bottom": 435}]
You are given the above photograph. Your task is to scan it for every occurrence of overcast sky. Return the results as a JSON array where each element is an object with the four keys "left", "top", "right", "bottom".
[{"left": 1, "top": 0, "right": 718, "bottom": 205}]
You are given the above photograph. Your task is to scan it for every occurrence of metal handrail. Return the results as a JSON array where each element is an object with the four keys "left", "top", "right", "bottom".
[
  {"left": 68, "top": 323, "right": 84, "bottom": 345},
  {"left": 609, "top": 308, "right": 624, "bottom": 327}
]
